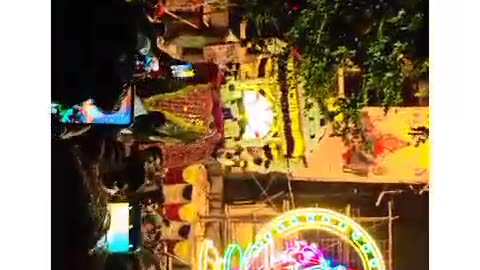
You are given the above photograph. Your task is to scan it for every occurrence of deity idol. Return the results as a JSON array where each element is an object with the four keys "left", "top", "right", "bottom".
[{"left": 256, "top": 240, "right": 350, "bottom": 270}]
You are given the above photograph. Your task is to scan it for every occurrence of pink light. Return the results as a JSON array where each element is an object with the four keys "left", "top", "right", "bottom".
[{"left": 259, "top": 240, "right": 348, "bottom": 270}]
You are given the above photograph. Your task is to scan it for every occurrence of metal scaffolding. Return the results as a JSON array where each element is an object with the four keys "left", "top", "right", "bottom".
[{"left": 197, "top": 199, "right": 398, "bottom": 270}]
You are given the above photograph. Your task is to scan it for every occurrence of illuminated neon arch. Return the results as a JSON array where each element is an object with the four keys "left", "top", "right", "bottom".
[
  {"left": 199, "top": 240, "right": 223, "bottom": 270},
  {"left": 199, "top": 208, "right": 386, "bottom": 270}
]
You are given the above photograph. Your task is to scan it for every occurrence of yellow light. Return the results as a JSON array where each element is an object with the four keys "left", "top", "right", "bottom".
[
  {"left": 199, "top": 240, "right": 222, "bottom": 270},
  {"left": 182, "top": 164, "right": 207, "bottom": 185},
  {"left": 178, "top": 203, "right": 197, "bottom": 222},
  {"left": 244, "top": 208, "right": 386, "bottom": 270},
  {"left": 173, "top": 240, "right": 191, "bottom": 262}
]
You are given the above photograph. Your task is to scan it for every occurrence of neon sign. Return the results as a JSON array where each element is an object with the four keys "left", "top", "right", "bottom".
[
  {"left": 262, "top": 240, "right": 348, "bottom": 270},
  {"left": 198, "top": 208, "right": 386, "bottom": 270}
]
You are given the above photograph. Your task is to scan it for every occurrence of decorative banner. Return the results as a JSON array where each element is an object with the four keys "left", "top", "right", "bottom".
[
  {"left": 162, "top": 183, "right": 193, "bottom": 204},
  {"left": 161, "top": 221, "right": 192, "bottom": 240},
  {"left": 154, "top": 162, "right": 210, "bottom": 266},
  {"left": 163, "top": 166, "right": 187, "bottom": 185},
  {"left": 162, "top": 164, "right": 208, "bottom": 185},
  {"left": 163, "top": 202, "right": 197, "bottom": 222},
  {"left": 292, "top": 107, "right": 429, "bottom": 183}
]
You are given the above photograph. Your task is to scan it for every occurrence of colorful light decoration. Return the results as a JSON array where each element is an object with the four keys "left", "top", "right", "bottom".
[
  {"left": 200, "top": 240, "right": 222, "bottom": 270},
  {"left": 242, "top": 208, "right": 385, "bottom": 270},
  {"left": 261, "top": 240, "right": 349, "bottom": 270},
  {"left": 198, "top": 208, "right": 386, "bottom": 270},
  {"left": 242, "top": 90, "right": 275, "bottom": 140}
]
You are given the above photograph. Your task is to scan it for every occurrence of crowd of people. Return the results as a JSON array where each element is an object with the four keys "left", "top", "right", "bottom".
[{"left": 52, "top": 0, "right": 183, "bottom": 269}]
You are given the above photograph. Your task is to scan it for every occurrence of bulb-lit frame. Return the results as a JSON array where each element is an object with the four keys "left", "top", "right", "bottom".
[{"left": 199, "top": 208, "right": 386, "bottom": 270}]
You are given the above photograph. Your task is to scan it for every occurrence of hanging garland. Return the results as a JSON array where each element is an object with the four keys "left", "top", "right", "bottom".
[
  {"left": 278, "top": 53, "right": 295, "bottom": 157},
  {"left": 286, "top": 53, "right": 306, "bottom": 158}
]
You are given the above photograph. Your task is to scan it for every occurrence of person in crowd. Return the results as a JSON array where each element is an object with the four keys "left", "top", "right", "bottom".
[
  {"left": 52, "top": 0, "right": 160, "bottom": 269},
  {"left": 103, "top": 254, "right": 144, "bottom": 270}
]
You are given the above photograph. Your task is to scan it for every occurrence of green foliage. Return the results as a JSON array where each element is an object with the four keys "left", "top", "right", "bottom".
[
  {"left": 244, "top": 0, "right": 429, "bottom": 143},
  {"left": 244, "top": 0, "right": 290, "bottom": 37},
  {"left": 363, "top": 39, "right": 406, "bottom": 111}
]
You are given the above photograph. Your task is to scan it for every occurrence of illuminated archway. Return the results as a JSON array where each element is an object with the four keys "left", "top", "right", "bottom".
[
  {"left": 223, "top": 243, "right": 244, "bottom": 270},
  {"left": 198, "top": 208, "right": 386, "bottom": 270},
  {"left": 199, "top": 240, "right": 222, "bottom": 270}
]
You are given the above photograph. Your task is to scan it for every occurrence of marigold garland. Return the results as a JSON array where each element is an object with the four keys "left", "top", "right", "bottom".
[{"left": 286, "top": 54, "right": 306, "bottom": 158}]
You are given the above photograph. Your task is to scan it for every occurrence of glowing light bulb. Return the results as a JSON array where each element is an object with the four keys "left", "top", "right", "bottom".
[
  {"left": 291, "top": 216, "right": 300, "bottom": 224},
  {"left": 351, "top": 231, "right": 362, "bottom": 242},
  {"left": 362, "top": 244, "right": 372, "bottom": 254},
  {"left": 369, "top": 258, "right": 379, "bottom": 268},
  {"left": 322, "top": 215, "right": 331, "bottom": 223},
  {"left": 276, "top": 223, "right": 287, "bottom": 233},
  {"left": 307, "top": 214, "right": 316, "bottom": 223}
]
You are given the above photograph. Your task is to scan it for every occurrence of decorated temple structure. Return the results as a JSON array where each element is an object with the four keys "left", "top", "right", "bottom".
[
  {"left": 215, "top": 44, "right": 325, "bottom": 174},
  {"left": 211, "top": 43, "right": 429, "bottom": 184}
]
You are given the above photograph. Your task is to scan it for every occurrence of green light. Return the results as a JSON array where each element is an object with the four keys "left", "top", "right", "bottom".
[
  {"left": 307, "top": 214, "right": 317, "bottom": 222},
  {"left": 369, "top": 258, "right": 379, "bottom": 268},
  {"left": 322, "top": 214, "right": 332, "bottom": 223},
  {"left": 338, "top": 222, "right": 348, "bottom": 231},
  {"left": 362, "top": 243, "right": 372, "bottom": 254},
  {"left": 291, "top": 216, "right": 300, "bottom": 224},
  {"left": 351, "top": 231, "right": 362, "bottom": 242},
  {"left": 275, "top": 223, "right": 287, "bottom": 233},
  {"left": 263, "top": 232, "right": 273, "bottom": 244},
  {"left": 223, "top": 244, "right": 243, "bottom": 270}
]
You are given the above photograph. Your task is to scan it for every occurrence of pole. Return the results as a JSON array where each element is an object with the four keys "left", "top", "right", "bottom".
[
  {"left": 388, "top": 200, "right": 394, "bottom": 270},
  {"left": 344, "top": 204, "right": 351, "bottom": 265},
  {"left": 338, "top": 68, "right": 345, "bottom": 97},
  {"left": 164, "top": 244, "right": 172, "bottom": 270}
]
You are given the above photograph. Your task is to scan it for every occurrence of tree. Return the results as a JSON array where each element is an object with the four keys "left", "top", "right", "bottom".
[{"left": 244, "top": 0, "right": 429, "bottom": 147}]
